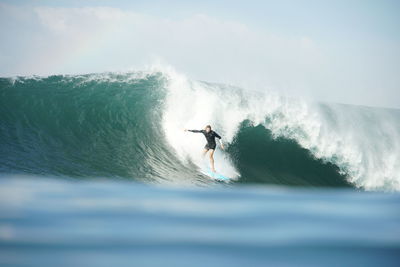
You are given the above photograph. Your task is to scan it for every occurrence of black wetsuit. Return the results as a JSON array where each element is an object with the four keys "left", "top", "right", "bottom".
[{"left": 188, "top": 130, "right": 221, "bottom": 150}]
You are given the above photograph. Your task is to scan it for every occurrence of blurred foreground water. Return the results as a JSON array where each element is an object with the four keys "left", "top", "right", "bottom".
[{"left": 0, "top": 176, "right": 399, "bottom": 267}]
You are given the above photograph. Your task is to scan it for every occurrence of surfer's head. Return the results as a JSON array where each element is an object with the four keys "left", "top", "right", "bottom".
[{"left": 205, "top": 125, "right": 212, "bottom": 133}]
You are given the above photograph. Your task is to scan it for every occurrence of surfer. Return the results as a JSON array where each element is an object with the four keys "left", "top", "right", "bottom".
[{"left": 184, "top": 125, "right": 224, "bottom": 172}]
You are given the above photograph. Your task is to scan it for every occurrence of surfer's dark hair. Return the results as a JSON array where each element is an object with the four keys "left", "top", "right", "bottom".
[{"left": 205, "top": 125, "right": 212, "bottom": 130}]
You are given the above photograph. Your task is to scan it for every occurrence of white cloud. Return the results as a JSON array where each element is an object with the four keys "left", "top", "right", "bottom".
[{"left": 34, "top": 6, "right": 128, "bottom": 32}]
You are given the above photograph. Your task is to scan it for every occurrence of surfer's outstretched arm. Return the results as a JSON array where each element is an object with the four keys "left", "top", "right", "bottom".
[
  {"left": 214, "top": 132, "right": 224, "bottom": 150},
  {"left": 218, "top": 139, "right": 225, "bottom": 150},
  {"left": 184, "top": 129, "right": 204, "bottom": 133}
]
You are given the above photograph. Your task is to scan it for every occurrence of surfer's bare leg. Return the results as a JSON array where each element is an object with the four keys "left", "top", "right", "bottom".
[
  {"left": 209, "top": 149, "right": 216, "bottom": 172},
  {"left": 202, "top": 149, "right": 209, "bottom": 157}
]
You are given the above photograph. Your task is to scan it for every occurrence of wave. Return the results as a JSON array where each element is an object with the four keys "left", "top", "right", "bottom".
[{"left": 0, "top": 69, "right": 399, "bottom": 190}]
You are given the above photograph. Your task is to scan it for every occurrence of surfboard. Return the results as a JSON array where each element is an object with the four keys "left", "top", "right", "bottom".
[{"left": 201, "top": 169, "right": 231, "bottom": 181}]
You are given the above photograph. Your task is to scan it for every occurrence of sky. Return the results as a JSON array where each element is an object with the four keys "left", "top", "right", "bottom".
[{"left": 0, "top": 0, "right": 399, "bottom": 108}]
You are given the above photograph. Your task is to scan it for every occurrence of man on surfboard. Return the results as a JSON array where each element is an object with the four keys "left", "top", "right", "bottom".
[{"left": 184, "top": 125, "right": 224, "bottom": 173}]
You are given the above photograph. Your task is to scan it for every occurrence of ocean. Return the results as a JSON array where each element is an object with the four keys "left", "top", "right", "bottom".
[{"left": 0, "top": 70, "right": 399, "bottom": 266}]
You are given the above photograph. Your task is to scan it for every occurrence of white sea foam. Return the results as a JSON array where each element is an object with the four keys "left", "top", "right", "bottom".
[{"left": 158, "top": 66, "right": 400, "bottom": 191}]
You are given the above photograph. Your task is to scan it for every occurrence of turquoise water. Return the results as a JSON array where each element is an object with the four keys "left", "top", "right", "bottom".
[{"left": 1, "top": 71, "right": 400, "bottom": 266}]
